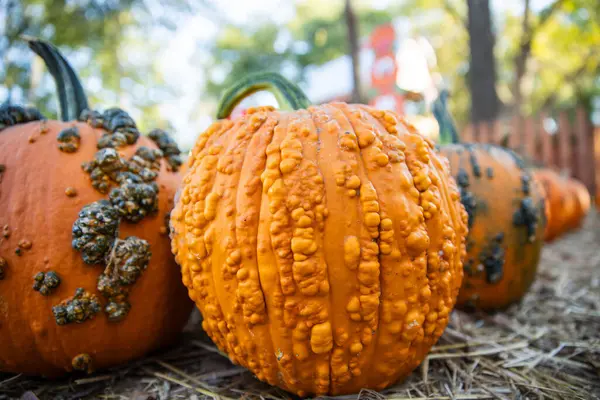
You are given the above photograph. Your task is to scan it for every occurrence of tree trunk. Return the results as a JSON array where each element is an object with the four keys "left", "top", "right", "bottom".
[
  {"left": 513, "top": 0, "right": 531, "bottom": 115},
  {"left": 344, "top": 0, "right": 362, "bottom": 103},
  {"left": 467, "top": 0, "right": 500, "bottom": 123}
]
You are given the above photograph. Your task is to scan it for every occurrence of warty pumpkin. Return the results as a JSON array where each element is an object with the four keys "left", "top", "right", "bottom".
[
  {"left": 0, "top": 40, "right": 192, "bottom": 376},
  {"left": 433, "top": 94, "right": 546, "bottom": 311},
  {"left": 170, "top": 72, "right": 469, "bottom": 396}
]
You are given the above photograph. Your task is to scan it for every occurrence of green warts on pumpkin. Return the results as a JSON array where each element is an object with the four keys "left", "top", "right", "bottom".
[
  {"left": 455, "top": 168, "right": 476, "bottom": 229},
  {"left": 97, "top": 237, "right": 151, "bottom": 322},
  {"left": 480, "top": 233, "right": 505, "bottom": 284},
  {"left": 148, "top": 129, "right": 182, "bottom": 171},
  {"left": 57, "top": 127, "right": 81, "bottom": 153},
  {"left": 96, "top": 108, "right": 140, "bottom": 148},
  {"left": 70, "top": 111, "right": 166, "bottom": 322},
  {"left": 513, "top": 171, "right": 540, "bottom": 243},
  {"left": 72, "top": 200, "right": 120, "bottom": 265},
  {"left": 0, "top": 104, "right": 45, "bottom": 132},
  {"left": 26, "top": 38, "right": 183, "bottom": 326},
  {"left": 71, "top": 353, "right": 94, "bottom": 373},
  {"left": 33, "top": 271, "right": 61, "bottom": 295},
  {"left": 53, "top": 288, "right": 101, "bottom": 325},
  {"left": 110, "top": 182, "right": 159, "bottom": 223}
]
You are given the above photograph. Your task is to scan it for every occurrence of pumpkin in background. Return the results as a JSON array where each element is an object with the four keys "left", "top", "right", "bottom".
[
  {"left": 439, "top": 145, "right": 546, "bottom": 310},
  {"left": 565, "top": 178, "right": 590, "bottom": 230},
  {"left": 533, "top": 169, "right": 585, "bottom": 241},
  {"left": 170, "top": 73, "right": 468, "bottom": 396},
  {"left": 0, "top": 40, "right": 192, "bottom": 377},
  {"left": 533, "top": 169, "right": 566, "bottom": 241},
  {"left": 433, "top": 94, "right": 546, "bottom": 311}
]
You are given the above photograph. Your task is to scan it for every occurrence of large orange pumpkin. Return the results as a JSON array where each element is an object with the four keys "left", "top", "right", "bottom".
[
  {"left": 0, "top": 40, "right": 192, "bottom": 376},
  {"left": 170, "top": 73, "right": 468, "bottom": 396},
  {"left": 438, "top": 145, "right": 546, "bottom": 310}
]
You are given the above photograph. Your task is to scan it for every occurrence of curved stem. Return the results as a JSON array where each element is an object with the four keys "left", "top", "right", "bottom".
[
  {"left": 216, "top": 72, "right": 311, "bottom": 119},
  {"left": 24, "top": 37, "right": 89, "bottom": 121},
  {"left": 432, "top": 89, "right": 460, "bottom": 145}
]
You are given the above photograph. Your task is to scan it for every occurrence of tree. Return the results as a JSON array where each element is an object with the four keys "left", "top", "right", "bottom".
[
  {"left": 507, "top": 0, "right": 600, "bottom": 114},
  {"left": 466, "top": 0, "right": 500, "bottom": 122},
  {"left": 200, "top": 2, "right": 392, "bottom": 100},
  {"left": 345, "top": 0, "right": 362, "bottom": 103},
  {"left": 511, "top": 0, "right": 567, "bottom": 114},
  {"left": 0, "top": 0, "right": 199, "bottom": 131},
  {"left": 409, "top": 0, "right": 599, "bottom": 124}
]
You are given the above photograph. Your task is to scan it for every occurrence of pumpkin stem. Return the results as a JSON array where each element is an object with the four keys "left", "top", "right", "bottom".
[
  {"left": 432, "top": 89, "right": 460, "bottom": 145},
  {"left": 216, "top": 72, "right": 311, "bottom": 119},
  {"left": 24, "top": 37, "right": 89, "bottom": 122}
]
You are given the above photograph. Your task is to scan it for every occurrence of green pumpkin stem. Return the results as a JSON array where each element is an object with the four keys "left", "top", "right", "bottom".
[
  {"left": 24, "top": 37, "right": 89, "bottom": 122},
  {"left": 216, "top": 72, "right": 311, "bottom": 119},
  {"left": 432, "top": 89, "right": 460, "bottom": 145}
]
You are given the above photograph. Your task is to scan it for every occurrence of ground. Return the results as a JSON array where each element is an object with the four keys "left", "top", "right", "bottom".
[{"left": 1, "top": 212, "right": 599, "bottom": 400}]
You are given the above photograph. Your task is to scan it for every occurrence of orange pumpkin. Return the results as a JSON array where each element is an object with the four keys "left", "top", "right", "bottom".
[
  {"left": 565, "top": 178, "right": 590, "bottom": 230},
  {"left": 533, "top": 169, "right": 563, "bottom": 240},
  {"left": 533, "top": 169, "right": 586, "bottom": 241},
  {"left": 439, "top": 145, "right": 546, "bottom": 310},
  {"left": 0, "top": 40, "right": 192, "bottom": 376},
  {"left": 170, "top": 73, "right": 468, "bottom": 396}
]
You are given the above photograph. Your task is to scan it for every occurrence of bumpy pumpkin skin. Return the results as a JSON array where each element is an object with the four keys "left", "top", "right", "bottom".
[
  {"left": 440, "top": 144, "right": 546, "bottom": 311},
  {"left": 171, "top": 104, "right": 468, "bottom": 396},
  {"left": 0, "top": 120, "right": 192, "bottom": 376}
]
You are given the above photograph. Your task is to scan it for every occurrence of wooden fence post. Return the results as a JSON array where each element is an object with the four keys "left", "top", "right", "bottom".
[
  {"left": 509, "top": 114, "right": 521, "bottom": 150},
  {"left": 524, "top": 116, "right": 536, "bottom": 162},
  {"left": 558, "top": 111, "right": 571, "bottom": 174},
  {"left": 539, "top": 111, "right": 553, "bottom": 167},
  {"left": 575, "top": 108, "right": 594, "bottom": 191},
  {"left": 491, "top": 120, "right": 501, "bottom": 145},
  {"left": 463, "top": 124, "right": 474, "bottom": 143}
]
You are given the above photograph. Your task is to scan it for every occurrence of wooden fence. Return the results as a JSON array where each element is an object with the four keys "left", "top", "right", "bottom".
[{"left": 462, "top": 107, "right": 597, "bottom": 195}]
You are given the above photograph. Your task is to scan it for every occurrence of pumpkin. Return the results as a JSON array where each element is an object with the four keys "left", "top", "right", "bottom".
[
  {"left": 533, "top": 169, "right": 564, "bottom": 241},
  {"left": 170, "top": 73, "right": 468, "bottom": 396},
  {"left": 433, "top": 94, "right": 546, "bottom": 310},
  {"left": 565, "top": 178, "right": 590, "bottom": 230},
  {"left": 0, "top": 40, "right": 192, "bottom": 376},
  {"left": 533, "top": 169, "right": 587, "bottom": 241}
]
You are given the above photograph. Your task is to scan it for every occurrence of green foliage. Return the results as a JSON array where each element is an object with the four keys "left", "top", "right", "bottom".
[
  {"left": 202, "top": 2, "right": 392, "bottom": 99},
  {"left": 2, "top": 0, "right": 597, "bottom": 136},
  {"left": 0, "top": 0, "right": 191, "bottom": 131}
]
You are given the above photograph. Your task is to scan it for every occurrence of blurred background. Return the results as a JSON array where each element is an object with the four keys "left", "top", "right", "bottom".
[{"left": 1, "top": 0, "right": 599, "bottom": 176}]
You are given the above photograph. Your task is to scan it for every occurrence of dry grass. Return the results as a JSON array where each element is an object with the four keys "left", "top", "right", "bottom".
[{"left": 2, "top": 212, "right": 599, "bottom": 400}]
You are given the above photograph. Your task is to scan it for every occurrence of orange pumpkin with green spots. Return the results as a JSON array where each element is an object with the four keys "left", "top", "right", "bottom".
[
  {"left": 0, "top": 41, "right": 192, "bottom": 377},
  {"left": 170, "top": 73, "right": 468, "bottom": 396},
  {"left": 439, "top": 145, "right": 546, "bottom": 310},
  {"left": 433, "top": 89, "right": 545, "bottom": 310}
]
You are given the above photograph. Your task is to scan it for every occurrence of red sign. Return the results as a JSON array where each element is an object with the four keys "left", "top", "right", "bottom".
[{"left": 368, "top": 23, "right": 404, "bottom": 115}]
